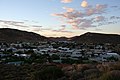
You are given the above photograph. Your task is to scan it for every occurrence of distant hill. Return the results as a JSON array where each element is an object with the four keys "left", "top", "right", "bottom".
[
  {"left": 70, "top": 32, "right": 120, "bottom": 44},
  {"left": 49, "top": 37, "right": 69, "bottom": 42},
  {"left": 0, "top": 28, "right": 48, "bottom": 42},
  {"left": 0, "top": 28, "right": 120, "bottom": 43}
]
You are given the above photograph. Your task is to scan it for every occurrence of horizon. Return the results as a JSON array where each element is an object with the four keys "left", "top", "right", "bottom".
[
  {"left": 0, "top": 0, "right": 120, "bottom": 37},
  {"left": 0, "top": 27, "right": 120, "bottom": 38}
]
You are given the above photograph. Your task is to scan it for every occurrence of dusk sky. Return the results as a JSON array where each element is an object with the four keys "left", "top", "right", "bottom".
[{"left": 0, "top": 0, "right": 120, "bottom": 37}]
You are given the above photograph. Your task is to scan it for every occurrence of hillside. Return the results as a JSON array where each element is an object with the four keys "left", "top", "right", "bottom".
[
  {"left": 0, "top": 28, "right": 48, "bottom": 42},
  {"left": 71, "top": 32, "right": 120, "bottom": 44},
  {"left": 0, "top": 28, "right": 120, "bottom": 43},
  {"left": 49, "top": 37, "right": 69, "bottom": 41}
]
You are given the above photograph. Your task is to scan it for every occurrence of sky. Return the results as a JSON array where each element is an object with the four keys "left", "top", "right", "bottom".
[{"left": 0, "top": 0, "right": 120, "bottom": 37}]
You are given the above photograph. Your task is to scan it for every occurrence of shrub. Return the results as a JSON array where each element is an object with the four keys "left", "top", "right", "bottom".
[
  {"left": 34, "top": 66, "right": 64, "bottom": 80},
  {"left": 99, "top": 70, "right": 120, "bottom": 80}
]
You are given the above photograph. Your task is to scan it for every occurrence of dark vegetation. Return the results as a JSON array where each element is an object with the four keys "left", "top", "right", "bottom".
[
  {"left": 0, "top": 64, "right": 64, "bottom": 80},
  {"left": 1, "top": 62, "right": 120, "bottom": 80}
]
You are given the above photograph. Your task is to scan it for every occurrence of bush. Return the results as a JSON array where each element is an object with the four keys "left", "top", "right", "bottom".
[
  {"left": 99, "top": 70, "right": 120, "bottom": 80},
  {"left": 51, "top": 54, "right": 60, "bottom": 60},
  {"left": 84, "top": 69, "right": 101, "bottom": 80},
  {"left": 34, "top": 66, "right": 64, "bottom": 80}
]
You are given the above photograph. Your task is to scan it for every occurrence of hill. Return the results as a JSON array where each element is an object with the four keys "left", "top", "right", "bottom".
[
  {"left": 0, "top": 28, "right": 48, "bottom": 42},
  {"left": 49, "top": 37, "right": 69, "bottom": 41},
  {"left": 71, "top": 32, "right": 120, "bottom": 44},
  {"left": 0, "top": 28, "right": 120, "bottom": 43}
]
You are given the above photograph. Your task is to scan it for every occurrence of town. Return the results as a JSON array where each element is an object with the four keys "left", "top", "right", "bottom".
[{"left": 0, "top": 41, "right": 120, "bottom": 65}]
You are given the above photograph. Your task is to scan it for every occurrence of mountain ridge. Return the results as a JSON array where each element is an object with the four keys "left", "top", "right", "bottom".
[
  {"left": 0, "top": 28, "right": 48, "bottom": 42},
  {"left": 71, "top": 32, "right": 120, "bottom": 44},
  {"left": 0, "top": 28, "right": 120, "bottom": 43}
]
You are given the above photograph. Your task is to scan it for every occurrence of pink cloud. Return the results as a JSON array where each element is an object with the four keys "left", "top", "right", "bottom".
[
  {"left": 52, "top": 0, "right": 120, "bottom": 30},
  {"left": 81, "top": 0, "right": 88, "bottom": 8},
  {"left": 63, "top": 6, "right": 74, "bottom": 12},
  {"left": 72, "top": 25, "right": 80, "bottom": 30},
  {"left": 95, "top": 4, "right": 107, "bottom": 13},
  {"left": 95, "top": 16, "right": 105, "bottom": 22},
  {"left": 80, "top": 20, "right": 95, "bottom": 28},
  {"left": 61, "top": 0, "right": 73, "bottom": 3},
  {"left": 52, "top": 3, "right": 108, "bottom": 30},
  {"left": 52, "top": 11, "right": 84, "bottom": 19},
  {"left": 85, "top": 4, "right": 107, "bottom": 16}
]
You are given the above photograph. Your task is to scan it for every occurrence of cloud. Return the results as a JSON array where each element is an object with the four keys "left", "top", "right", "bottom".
[
  {"left": 0, "top": 19, "right": 43, "bottom": 31},
  {"left": 72, "top": 25, "right": 80, "bottom": 30},
  {"left": 111, "top": 6, "right": 118, "bottom": 8},
  {"left": 94, "top": 16, "right": 105, "bottom": 22},
  {"left": 63, "top": 6, "right": 74, "bottom": 12},
  {"left": 66, "top": 18, "right": 96, "bottom": 30},
  {"left": 0, "top": 20, "right": 24, "bottom": 24},
  {"left": 85, "top": 8, "right": 95, "bottom": 16},
  {"left": 53, "top": 25, "right": 72, "bottom": 33},
  {"left": 61, "top": 0, "right": 72, "bottom": 3},
  {"left": 97, "top": 16, "right": 119, "bottom": 26},
  {"left": 85, "top": 4, "right": 107, "bottom": 16},
  {"left": 116, "top": 16, "right": 120, "bottom": 19},
  {"left": 52, "top": 11, "right": 84, "bottom": 19},
  {"left": 52, "top": 1, "right": 109, "bottom": 30},
  {"left": 59, "top": 25, "right": 66, "bottom": 31},
  {"left": 94, "top": 28, "right": 102, "bottom": 31},
  {"left": 0, "top": 19, "right": 73, "bottom": 37},
  {"left": 32, "top": 25, "right": 42, "bottom": 27},
  {"left": 96, "top": 4, "right": 107, "bottom": 13},
  {"left": 41, "top": 30, "right": 74, "bottom": 37},
  {"left": 80, "top": 20, "right": 95, "bottom": 28},
  {"left": 31, "top": 24, "right": 72, "bottom": 36},
  {"left": 0, "top": 20, "right": 28, "bottom": 28},
  {"left": 71, "top": 19, "right": 95, "bottom": 30},
  {"left": 51, "top": 0, "right": 120, "bottom": 32},
  {"left": 81, "top": 0, "right": 88, "bottom": 8},
  {"left": 110, "top": 16, "right": 116, "bottom": 19},
  {"left": 52, "top": 29, "right": 72, "bottom": 33}
]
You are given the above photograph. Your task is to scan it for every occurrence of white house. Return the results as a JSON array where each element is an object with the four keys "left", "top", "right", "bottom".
[
  {"left": 101, "top": 52, "right": 120, "bottom": 59},
  {"left": 71, "top": 50, "right": 82, "bottom": 58}
]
